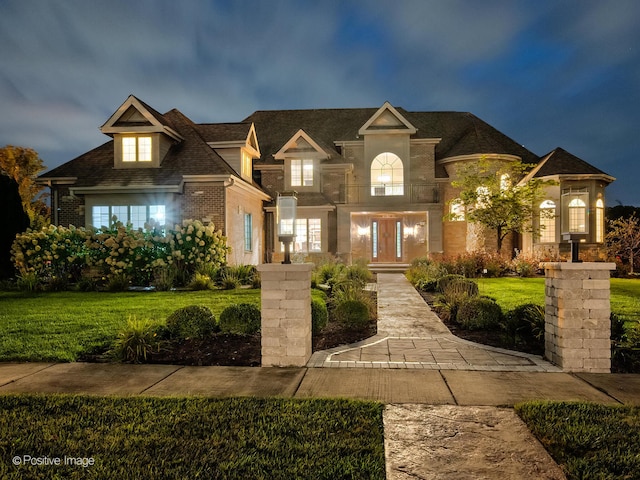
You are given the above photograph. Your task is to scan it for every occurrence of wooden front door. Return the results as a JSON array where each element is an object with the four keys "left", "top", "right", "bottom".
[{"left": 372, "top": 218, "right": 400, "bottom": 262}]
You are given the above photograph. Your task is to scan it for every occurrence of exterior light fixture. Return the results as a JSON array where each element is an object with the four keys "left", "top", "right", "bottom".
[{"left": 276, "top": 191, "right": 297, "bottom": 264}]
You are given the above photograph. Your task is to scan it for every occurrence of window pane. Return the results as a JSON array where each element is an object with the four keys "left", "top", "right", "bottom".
[
  {"left": 294, "top": 218, "right": 307, "bottom": 252},
  {"left": 568, "top": 199, "right": 587, "bottom": 232},
  {"left": 92, "top": 206, "right": 110, "bottom": 228},
  {"left": 372, "top": 221, "right": 378, "bottom": 258},
  {"left": 130, "top": 206, "right": 147, "bottom": 230},
  {"left": 149, "top": 205, "right": 165, "bottom": 225},
  {"left": 244, "top": 214, "right": 252, "bottom": 251},
  {"left": 308, "top": 218, "right": 321, "bottom": 252},
  {"left": 302, "top": 159, "right": 314, "bottom": 186},
  {"left": 540, "top": 209, "right": 556, "bottom": 243},
  {"left": 291, "top": 159, "right": 301, "bottom": 186},
  {"left": 596, "top": 199, "right": 604, "bottom": 243},
  {"left": 370, "top": 153, "right": 403, "bottom": 196},
  {"left": 112, "top": 206, "right": 128, "bottom": 225},
  {"left": 122, "top": 138, "right": 136, "bottom": 162},
  {"left": 138, "top": 137, "right": 152, "bottom": 161}
]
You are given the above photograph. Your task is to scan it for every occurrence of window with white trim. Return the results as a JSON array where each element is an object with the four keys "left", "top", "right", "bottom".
[
  {"left": 291, "top": 159, "right": 314, "bottom": 186},
  {"left": 370, "top": 152, "right": 403, "bottom": 196},
  {"left": 539, "top": 200, "right": 556, "bottom": 243},
  {"left": 91, "top": 204, "right": 165, "bottom": 230},
  {"left": 122, "top": 136, "right": 152, "bottom": 162},
  {"left": 284, "top": 218, "right": 321, "bottom": 253},
  {"left": 568, "top": 198, "right": 587, "bottom": 233}
]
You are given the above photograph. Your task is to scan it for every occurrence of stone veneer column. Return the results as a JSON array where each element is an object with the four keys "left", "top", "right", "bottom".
[
  {"left": 256, "top": 263, "right": 313, "bottom": 367},
  {"left": 543, "top": 262, "right": 616, "bottom": 373}
]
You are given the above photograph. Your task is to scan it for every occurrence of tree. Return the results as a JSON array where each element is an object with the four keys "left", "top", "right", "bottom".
[
  {"left": 606, "top": 214, "right": 640, "bottom": 274},
  {"left": 448, "top": 157, "right": 555, "bottom": 253},
  {"left": 0, "top": 145, "right": 49, "bottom": 227}
]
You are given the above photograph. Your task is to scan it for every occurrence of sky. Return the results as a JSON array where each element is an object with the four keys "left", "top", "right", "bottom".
[{"left": 1, "top": 0, "right": 638, "bottom": 205}]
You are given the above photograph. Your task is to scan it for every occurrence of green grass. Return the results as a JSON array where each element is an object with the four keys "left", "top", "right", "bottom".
[
  {"left": 0, "top": 290, "right": 260, "bottom": 362},
  {"left": 0, "top": 395, "right": 385, "bottom": 479},
  {"left": 476, "top": 277, "right": 640, "bottom": 318},
  {"left": 516, "top": 401, "right": 640, "bottom": 479}
]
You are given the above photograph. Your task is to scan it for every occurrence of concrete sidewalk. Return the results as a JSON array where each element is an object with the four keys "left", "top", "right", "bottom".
[{"left": 1, "top": 362, "right": 638, "bottom": 405}]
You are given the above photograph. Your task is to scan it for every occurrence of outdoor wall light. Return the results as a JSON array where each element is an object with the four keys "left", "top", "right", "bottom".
[{"left": 276, "top": 191, "right": 297, "bottom": 264}]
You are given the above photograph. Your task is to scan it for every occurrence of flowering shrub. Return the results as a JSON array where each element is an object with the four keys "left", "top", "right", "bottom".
[
  {"left": 11, "top": 224, "right": 91, "bottom": 282},
  {"left": 11, "top": 219, "right": 229, "bottom": 288}
]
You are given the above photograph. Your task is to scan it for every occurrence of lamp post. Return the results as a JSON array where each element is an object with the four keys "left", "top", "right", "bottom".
[{"left": 276, "top": 191, "right": 297, "bottom": 264}]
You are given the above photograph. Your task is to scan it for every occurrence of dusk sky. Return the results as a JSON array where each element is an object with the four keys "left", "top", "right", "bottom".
[{"left": 1, "top": 0, "right": 638, "bottom": 205}]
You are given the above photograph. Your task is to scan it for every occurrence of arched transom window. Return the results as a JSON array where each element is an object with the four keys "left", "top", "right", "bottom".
[{"left": 370, "top": 152, "right": 403, "bottom": 196}]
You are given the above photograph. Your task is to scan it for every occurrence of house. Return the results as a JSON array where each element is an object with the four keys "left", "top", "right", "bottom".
[{"left": 39, "top": 96, "right": 615, "bottom": 265}]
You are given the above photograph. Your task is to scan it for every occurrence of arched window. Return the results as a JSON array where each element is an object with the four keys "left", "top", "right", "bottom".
[
  {"left": 539, "top": 200, "right": 556, "bottom": 243},
  {"left": 450, "top": 200, "right": 465, "bottom": 221},
  {"left": 568, "top": 198, "right": 587, "bottom": 233},
  {"left": 596, "top": 198, "right": 604, "bottom": 242},
  {"left": 370, "top": 152, "right": 403, "bottom": 196}
]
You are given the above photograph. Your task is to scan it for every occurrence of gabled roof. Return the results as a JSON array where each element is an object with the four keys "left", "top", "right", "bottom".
[
  {"left": 41, "top": 109, "right": 240, "bottom": 189},
  {"left": 274, "top": 129, "right": 331, "bottom": 160},
  {"left": 358, "top": 101, "right": 417, "bottom": 135},
  {"left": 528, "top": 147, "right": 615, "bottom": 182},
  {"left": 244, "top": 107, "right": 538, "bottom": 168},
  {"left": 100, "top": 95, "right": 183, "bottom": 142}
]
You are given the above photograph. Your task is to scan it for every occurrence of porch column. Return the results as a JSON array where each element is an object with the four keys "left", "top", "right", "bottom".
[
  {"left": 543, "top": 262, "right": 616, "bottom": 373},
  {"left": 257, "top": 263, "right": 313, "bottom": 367}
]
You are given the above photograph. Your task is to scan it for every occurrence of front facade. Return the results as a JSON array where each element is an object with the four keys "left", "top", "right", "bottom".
[{"left": 40, "top": 97, "right": 615, "bottom": 265}]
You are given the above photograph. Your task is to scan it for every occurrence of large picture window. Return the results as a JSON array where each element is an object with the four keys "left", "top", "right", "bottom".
[
  {"left": 91, "top": 204, "right": 165, "bottom": 229},
  {"left": 370, "top": 152, "right": 403, "bottom": 196},
  {"left": 122, "top": 136, "right": 152, "bottom": 162}
]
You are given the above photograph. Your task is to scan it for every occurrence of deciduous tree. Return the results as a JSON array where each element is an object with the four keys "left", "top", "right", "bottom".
[
  {"left": 448, "top": 158, "right": 555, "bottom": 253},
  {"left": 0, "top": 145, "right": 49, "bottom": 227},
  {"left": 606, "top": 214, "right": 640, "bottom": 274}
]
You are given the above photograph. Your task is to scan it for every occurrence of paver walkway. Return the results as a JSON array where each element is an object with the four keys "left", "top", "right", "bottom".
[{"left": 308, "top": 273, "right": 560, "bottom": 371}]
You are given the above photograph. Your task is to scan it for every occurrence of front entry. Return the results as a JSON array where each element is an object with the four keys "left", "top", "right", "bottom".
[{"left": 372, "top": 217, "right": 401, "bottom": 262}]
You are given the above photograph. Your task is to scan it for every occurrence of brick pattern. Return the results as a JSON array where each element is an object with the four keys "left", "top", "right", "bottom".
[
  {"left": 257, "top": 263, "right": 313, "bottom": 367},
  {"left": 543, "top": 262, "right": 616, "bottom": 373},
  {"left": 181, "top": 183, "right": 225, "bottom": 233},
  {"left": 56, "top": 187, "right": 85, "bottom": 227}
]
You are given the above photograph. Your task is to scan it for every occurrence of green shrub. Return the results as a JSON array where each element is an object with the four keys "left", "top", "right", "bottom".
[
  {"left": 220, "top": 271, "right": 241, "bottom": 290},
  {"left": 311, "top": 296, "right": 329, "bottom": 335},
  {"left": 436, "top": 274, "right": 465, "bottom": 293},
  {"left": 16, "top": 272, "right": 40, "bottom": 292},
  {"left": 76, "top": 276, "right": 98, "bottom": 292},
  {"left": 219, "top": 303, "right": 261, "bottom": 335},
  {"left": 457, "top": 297, "right": 503, "bottom": 330},
  {"left": 165, "top": 305, "right": 218, "bottom": 339},
  {"left": 316, "top": 259, "right": 345, "bottom": 284},
  {"left": 106, "top": 273, "right": 130, "bottom": 292},
  {"left": 343, "top": 262, "right": 373, "bottom": 286},
  {"left": 189, "top": 272, "right": 214, "bottom": 291},
  {"left": 504, "top": 303, "right": 545, "bottom": 343},
  {"left": 333, "top": 299, "right": 370, "bottom": 329},
  {"left": 437, "top": 278, "right": 479, "bottom": 322},
  {"left": 110, "top": 316, "right": 161, "bottom": 363}
]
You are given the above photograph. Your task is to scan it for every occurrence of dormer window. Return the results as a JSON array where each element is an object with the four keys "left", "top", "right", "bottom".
[
  {"left": 123, "top": 136, "right": 152, "bottom": 162},
  {"left": 291, "top": 159, "right": 314, "bottom": 187}
]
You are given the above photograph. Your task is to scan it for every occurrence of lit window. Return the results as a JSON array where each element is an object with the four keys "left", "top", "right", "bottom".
[
  {"left": 539, "top": 200, "right": 556, "bottom": 243},
  {"left": 450, "top": 200, "right": 465, "bottom": 221},
  {"left": 288, "top": 218, "right": 322, "bottom": 253},
  {"left": 475, "top": 186, "right": 490, "bottom": 208},
  {"left": 241, "top": 151, "right": 253, "bottom": 179},
  {"left": 291, "top": 159, "right": 313, "bottom": 186},
  {"left": 568, "top": 198, "right": 587, "bottom": 233},
  {"left": 596, "top": 199, "right": 604, "bottom": 243},
  {"left": 122, "top": 136, "right": 152, "bottom": 162},
  {"left": 91, "top": 205, "right": 165, "bottom": 229},
  {"left": 500, "top": 174, "right": 511, "bottom": 191},
  {"left": 244, "top": 214, "right": 253, "bottom": 252},
  {"left": 370, "top": 152, "right": 403, "bottom": 196}
]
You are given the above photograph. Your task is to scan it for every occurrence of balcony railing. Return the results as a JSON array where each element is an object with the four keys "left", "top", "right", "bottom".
[{"left": 338, "top": 183, "right": 440, "bottom": 204}]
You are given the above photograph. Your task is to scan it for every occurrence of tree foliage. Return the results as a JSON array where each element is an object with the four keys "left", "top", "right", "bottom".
[
  {"left": 0, "top": 175, "right": 30, "bottom": 279},
  {"left": 0, "top": 145, "right": 49, "bottom": 227},
  {"left": 449, "top": 158, "right": 555, "bottom": 253},
  {"left": 606, "top": 214, "right": 640, "bottom": 274}
]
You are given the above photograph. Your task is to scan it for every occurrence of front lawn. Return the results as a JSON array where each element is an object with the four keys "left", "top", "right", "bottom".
[
  {"left": 0, "top": 395, "right": 385, "bottom": 480},
  {"left": 516, "top": 401, "right": 640, "bottom": 479},
  {"left": 0, "top": 290, "right": 260, "bottom": 362},
  {"left": 477, "top": 277, "right": 640, "bottom": 318}
]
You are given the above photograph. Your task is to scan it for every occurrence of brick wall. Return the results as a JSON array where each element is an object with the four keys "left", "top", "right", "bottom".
[
  {"left": 181, "top": 183, "right": 226, "bottom": 233},
  {"left": 55, "top": 187, "right": 85, "bottom": 227}
]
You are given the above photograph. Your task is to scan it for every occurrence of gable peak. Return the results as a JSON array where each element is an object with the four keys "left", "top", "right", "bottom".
[{"left": 358, "top": 101, "right": 417, "bottom": 135}]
